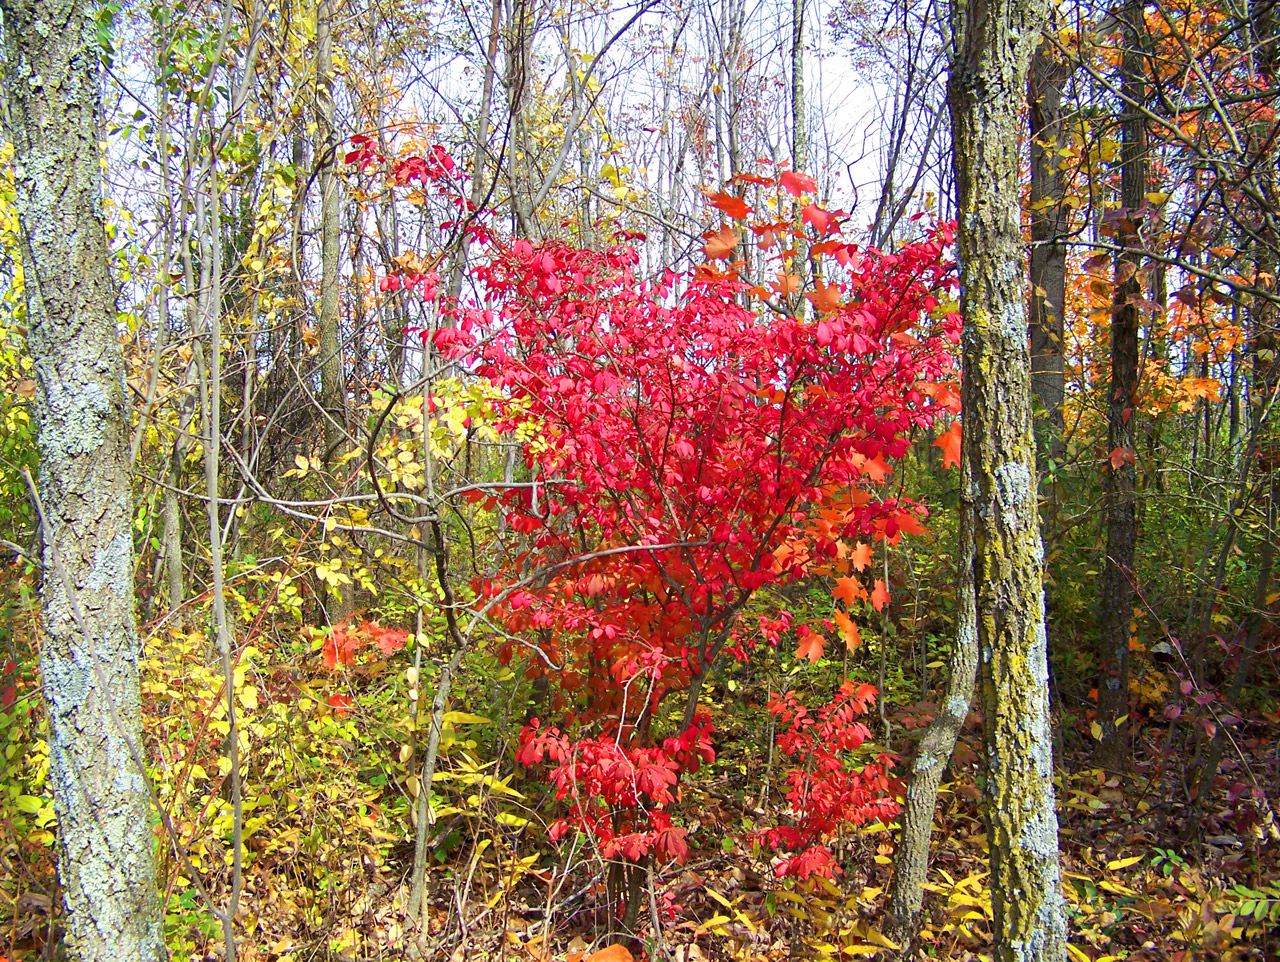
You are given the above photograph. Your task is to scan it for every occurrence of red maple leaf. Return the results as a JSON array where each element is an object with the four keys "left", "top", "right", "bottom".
[
  {"left": 707, "top": 191, "right": 753, "bottom": 219},
  {"left": 833, "top": 575, "right": 865, "bottom": 606},
  {"left": 848, "top": 542, "right": 873, "bottom": 572},
  {"left": 802, "top": 203, "right": 841, "bottom": 235},
  {"left": 833, "top": 609, "right": 862, "bottom": 652},
  {"left": 796, "top": 628, "right": 825, "bottom": 663},
  {"left": 780, "top": 170, "right": 817, "bottom": 197}
]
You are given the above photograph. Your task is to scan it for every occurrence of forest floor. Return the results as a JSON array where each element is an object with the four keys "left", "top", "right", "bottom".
[{"left": 3, "top": 586, "right": 1278, "bottom": 961}]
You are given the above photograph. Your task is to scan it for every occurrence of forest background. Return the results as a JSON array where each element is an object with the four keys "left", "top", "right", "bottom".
[{"left": 0, "top": 0, "right": 1277, "bottom": 958}]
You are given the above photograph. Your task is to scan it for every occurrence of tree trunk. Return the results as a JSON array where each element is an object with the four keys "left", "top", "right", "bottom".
[
  {"left": 1096, "top": 0, "right": 1146, "bottom": 771},
  {"left": 791, "top": 0, "right": 807, "bottom": 173},
  {"left": 0, "top": 0, "right": 165, "bottom": 957},
  {"left": 162, "top": 443, "right": 186, "bottom": 618},
  {"left": 1028, "top": 38, "right": 1069, "bottom": 468},
  {"left": 948, "top": 0, "right": 1067, "bottom": 954},
  {"left": 317, "top": 0, "right": 347, "bottom": 463},
  {"left": 885, "top": 453, "right": 977, "bottom": 948}
]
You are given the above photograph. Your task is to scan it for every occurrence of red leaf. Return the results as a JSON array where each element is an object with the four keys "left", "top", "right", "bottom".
[
  {"left": 871, "top": 580, "right": 890, "bottom": 612},
  {"left": 1108, "top": 447, "right": 1134, "bottom": 470},
  {"left": 708, "top": 191, "right": 753, "bottom": 219},
  {"left": 802, "top": 204, "right": 840, "bottom": 235},
  {"left": 327, "top": 693, "right": 353, "bottom": 717},
  {"left": 848, "top": 542, "right": 873, "bottom": 572},
  {"left": 833, "top": 609, "right": 862, "bottom": 652},
  {"left": 780, "top": 171, "right": 817, "bottom": 196}
]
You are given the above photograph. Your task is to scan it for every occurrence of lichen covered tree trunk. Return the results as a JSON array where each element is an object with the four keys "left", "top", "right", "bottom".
[
  {"left": 0, "top": 0, "right": 164, "bottom": 957},
  {"left": 947, "top": 0, "right": 1068, "bottom": 954}
]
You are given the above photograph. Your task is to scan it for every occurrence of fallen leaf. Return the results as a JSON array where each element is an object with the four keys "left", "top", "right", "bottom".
[{"left": 585, "top": 945, "right": 636, "bottom": 962}]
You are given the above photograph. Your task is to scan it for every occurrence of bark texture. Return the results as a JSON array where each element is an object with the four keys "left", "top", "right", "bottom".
[
  {"left": 1028, "top": 38, "right": 1069, "bottom": 466},
  {"left": 948, "top": 0, "right": 1067, "bottom": 954},
  {"left": 0, "top": 0, "right": 164, "bottom": 957},
  {"left": 1096, "top": 0, "right": 1146, "bottom": 770}
]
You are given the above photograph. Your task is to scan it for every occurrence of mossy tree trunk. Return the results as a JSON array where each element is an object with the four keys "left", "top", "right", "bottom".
[
  {"left": 948, "top": 0, "right": 1068, "bottom": 955},
  {"left": 0, "top": 0, "right": 165, "bottom": 957}
]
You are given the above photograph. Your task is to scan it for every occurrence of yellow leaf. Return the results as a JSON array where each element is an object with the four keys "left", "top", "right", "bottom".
[
  {"left": 1090, "top": 721, "right": 1103, "bottom": 741},
  {"left": 1066, "top": 944, "right": 1092, "bottom": 962},
  {"left": 705, "top": 888, "right": 737, "bottom": 910},
  {"left": 441, "top": 711, "right": 490, "bottom": 726},
  {"left": 1106, "top": 855, "right": 1143, "bottom": 870}
]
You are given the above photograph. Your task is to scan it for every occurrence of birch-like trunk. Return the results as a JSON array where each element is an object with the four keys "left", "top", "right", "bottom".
[
  {"left": 317, "top": 0, "right": 346, "bottom": 463},
  {"left": 0, "top": 0, "right": 164, "bottom": 957}
]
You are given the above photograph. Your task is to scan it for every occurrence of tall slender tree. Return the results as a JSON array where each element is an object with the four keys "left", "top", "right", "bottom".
[
  {"left": 0, "top": 0, "right": 164, "bottom": 958},
  {"left": 948, "top": 0, "right": 1068, "bottom": 954},
  {"left": 1028, "top": 35, "right": 1071, "bottom": 468},
  {"left": 1096, "top": 0, "right": 1147, "bottom": 771}
]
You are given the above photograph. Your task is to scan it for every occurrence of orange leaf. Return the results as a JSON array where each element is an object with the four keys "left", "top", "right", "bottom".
[
  {"left": 1108, "top": 447, "right": 1134, "bottom": 470},
  {"left": 894, "top": 512, "right": 926, "bottom": 537},
  {"left": 861, "top": 455, "right": 891, "bottom": 483},
  {"left": 708, "top": 190, "right": 752, "bottom": 220},
  {"left": 585, "top": 946, "right": 636, "bottom": 962},
  {"left": 919, "top": 379, "right": 962, "bottom": 414},
  {"left": 702, "top": 223, "right": 739, "bottom": 261},
  {"left": 805, "top": 278, "right": 842, "bottom": 314},
  {"left": 796, "top": 629, "right": 825, "bottom": 663},
  {"left": 833, "top": 609, "right": 862, "bottom": 652},
  {"left": 849, "top": 542, "right": 872, "bottom": 572},
  {"left": 933, "top": 421, "right": 962, "bottom": 470},
  {"left": 771, "top": 271, "right": 801, "bottom": 297},
  {"left": 833, "top": 575, "right": 866, "bottom": 607},
  {"left": 871, "top": 579, "right": 890, "bottom": 612}
]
